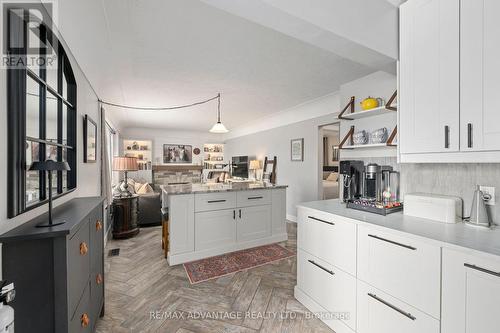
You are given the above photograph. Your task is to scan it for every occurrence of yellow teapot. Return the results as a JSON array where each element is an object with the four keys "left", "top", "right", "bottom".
[{"left": 360, "top": 97, "right": 380, "bottom": 110}]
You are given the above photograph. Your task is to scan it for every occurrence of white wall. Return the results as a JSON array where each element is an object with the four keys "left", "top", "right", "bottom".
[
  {"left": 121, "top": 127, "right": 224, "bottom": 165},
  {"left": 224, "top": 93, "right": 341, "bottom": 221},
  {"left": 0, "top": 15, "right": 101, "bottom": 235}
]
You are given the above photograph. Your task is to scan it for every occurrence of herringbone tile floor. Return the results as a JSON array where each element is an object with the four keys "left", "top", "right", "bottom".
[{"left": 95, "top": 223, "right": 333, "bottom": 333}]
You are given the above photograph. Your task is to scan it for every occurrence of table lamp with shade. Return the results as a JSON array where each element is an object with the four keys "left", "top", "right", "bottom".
[
  {"left": 29, "top": 160, "right": 71, "bottom": 227},
  {"left": 113, "top": 156, "right": 138, "bottom": 197},
  {"left": 249, "top": 160, "right": 262, "bottom": 181}
]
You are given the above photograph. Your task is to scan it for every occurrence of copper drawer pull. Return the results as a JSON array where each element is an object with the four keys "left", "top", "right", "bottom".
[
  {"left": 80, "top": 242, "right": 88, "bottom": 255},
  {"left": 96, "top": 220, "right": 103, "bottom": 231},
  {"left": 96, "top": 273, "right": 103, "bottom": 284},
  {"left": 81, "top": 313, "right": 89, "bottom": 327}
]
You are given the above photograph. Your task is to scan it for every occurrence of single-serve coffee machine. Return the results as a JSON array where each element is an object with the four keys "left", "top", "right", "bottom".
[
  {"left": 339, "top": 160, "right": 364, "bottom": 202},
  {"left": 341, "top": 162, "right": 402, "bottom": 215}
]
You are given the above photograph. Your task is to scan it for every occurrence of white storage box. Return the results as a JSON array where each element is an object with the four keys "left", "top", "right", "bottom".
[{"left": 404, "top": 193, "right": 462, "bottom": 223}]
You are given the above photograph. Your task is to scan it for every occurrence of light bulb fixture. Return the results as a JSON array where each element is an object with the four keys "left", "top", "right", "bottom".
[{"left": 209, "top": 93, "right": 229, "bottom": 133}]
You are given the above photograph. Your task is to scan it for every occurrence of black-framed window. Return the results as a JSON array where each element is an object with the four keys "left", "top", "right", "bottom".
[{"left": 7, "top": 8, "right": 77, "bottom": 218}]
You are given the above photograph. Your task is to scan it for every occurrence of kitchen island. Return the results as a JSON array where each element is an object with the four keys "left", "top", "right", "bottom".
[{"left": 162, "top": 183, "right": 287, "bottom": 265}]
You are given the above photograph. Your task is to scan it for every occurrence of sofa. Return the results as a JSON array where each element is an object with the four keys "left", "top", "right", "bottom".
[{"left": 123, "top": 180, "right": 162, "bottom": 226}]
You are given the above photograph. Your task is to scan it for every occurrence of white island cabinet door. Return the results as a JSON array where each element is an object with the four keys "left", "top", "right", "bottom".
[
  {"left": 442, "top": 248, "right": 500, "bottom": 333},
  {"left": 169, "top": 194, "right": 195, "bottom": 255},
  {"left": 460, "top": 0, "right": 500, "bottom": 152},
  {"left": 237, "top": 205, "right": 272, "bottom": 242},
  {"left": 195, "top": 209, "right": 237, "bottom": 251},
  {"left": 399, "top": 0, "right": 459, "bottom": 154}
]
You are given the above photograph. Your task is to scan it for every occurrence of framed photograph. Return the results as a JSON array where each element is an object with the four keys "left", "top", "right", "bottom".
[
  {"left": 163, "top": 144, "right": 192, "bottom": 163},
  {"left": 83, "top": 115, "right": 97, "bottom": 163},
  {"left": 291, "top": 138, "right": 304, "bottom": 161}
]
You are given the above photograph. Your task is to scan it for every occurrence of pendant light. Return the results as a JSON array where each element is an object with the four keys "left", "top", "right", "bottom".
[{"left": 209, "top": 93, "right": 229, "bottom": 133}]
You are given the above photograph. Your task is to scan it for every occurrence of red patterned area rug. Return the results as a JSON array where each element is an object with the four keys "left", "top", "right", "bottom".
[{"left": 183, "top": 244, "right": 295, "bottom": 284}]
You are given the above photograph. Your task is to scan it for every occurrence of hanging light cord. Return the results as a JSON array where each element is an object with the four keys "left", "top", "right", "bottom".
[{"left": 98, "top": 93, "right": 220, "bottom": 111}]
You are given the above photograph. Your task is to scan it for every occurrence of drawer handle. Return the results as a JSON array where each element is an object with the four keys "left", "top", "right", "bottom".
[
  {"left": 368, "top": 234, "right": 416, "bottom": 251},
  {"left": 308, "top": 216, "right": 335, "bottom": 226},
  {"left": 464, "top": 263, "right": 500, "bottom": 278},
  {"left": 96, "top": 273, "right": 103, "bottom": 284},
  {"left": 207, "top": 199, "right": 226, "bottom": 203},
  {"left": 81, "top": 313, "right": 90, "bottom": 328},
  {"left": 80, "top": 242, "right": 88, "bottom": 255},
  {"left": 248, "top": 196, "right": 263, "bottom": 200},
  {"left": 96, "top": 220, "right": 103, "bottom": 231},
  {"left": 368, "top": 293, "right": 416, "bottom": 321},
  {"left": 308, "top": 259, "right": 334, "bottom": 275}
]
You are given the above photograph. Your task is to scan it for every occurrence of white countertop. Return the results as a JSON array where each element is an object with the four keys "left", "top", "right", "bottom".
[{"left": 298, "top": 199, "right": 500, "bottom": 259}]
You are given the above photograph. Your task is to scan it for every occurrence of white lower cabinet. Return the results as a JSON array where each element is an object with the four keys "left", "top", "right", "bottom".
[
  {"left": 442, "top": 248, "right": 500, "bottom": 333},
  {"left": 357, "top": 280, "right": 440, "bottom": 333},
  {"left": 298, "top": 207, "right": 357, "bottom": 276},
  {"left": 357, "top": 226, "right": 441, "bottom": 319},
  {"left": 237, "top": 205, "right": 272, "bottom": 242},
  {"left": 297, "top": 249, "right": 356, "bottom": 332},
  {"left": 195, "top": 209, "right": 237, "bottom": 251}
]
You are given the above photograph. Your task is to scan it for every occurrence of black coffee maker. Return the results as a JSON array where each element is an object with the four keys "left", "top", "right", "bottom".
[{"left": 339, "top": 160, "right": 364, "bottom": 202}]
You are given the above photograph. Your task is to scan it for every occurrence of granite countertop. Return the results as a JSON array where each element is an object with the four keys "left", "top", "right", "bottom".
[
  {"left": 298, "top": 199, "right": 500, "bottom": 258},
  {"left": 161, "top": 182, "right": 288, "bottom": 195}
]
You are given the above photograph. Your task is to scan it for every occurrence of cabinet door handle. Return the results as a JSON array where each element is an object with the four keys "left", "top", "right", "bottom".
[
  {"left": 96, "top": 220, "right": 103, "bottom": 231},
  {"left": 208, "top": 199, "right": 226, "bottom": 203},
  {"left": 464, "top": 263, "right": 500, "bottom": 278},
  {"left": 81, "top": 313, "right": 90, "bottom": 327},
  {"left": 368, "top": 234, "right": 416, "bottom": 250},
  {"left": 79, "top": 242, "right": 89, "bottom": 255},
  {"left": 308, "top": 216, "right": 335, "bottom": 226},
  {"left": 96, "top": 273, "right": 103, "bottom": 285},
  {"left": 239, "top": 209, "right": 242, "bottom": 219},
  {"left": 467, "top": 123, "right": 473, "bottom": 148},
  {"left": 248, "top": 196, "right": 263, "bottom": 200},
  {"left": 444, "top": 125, "right": 450, "bottom": 148},
  {"left": 233, "top": 210, "right": 236, "bottom": 220},
  {"left": 368, "top": 293, "right": 416, "bottom": 321},
  {"left": 308, "top": 260, "right": 334, "bottom": 275}
]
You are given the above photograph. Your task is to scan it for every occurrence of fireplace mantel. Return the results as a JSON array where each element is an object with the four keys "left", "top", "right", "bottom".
[{"left": 153, "top": 165, "right": 203, "bottom": 172}]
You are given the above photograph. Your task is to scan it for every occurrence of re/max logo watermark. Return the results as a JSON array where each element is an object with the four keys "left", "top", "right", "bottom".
[{"left": 1, "top": 0, "right": 58, "bottom": 69}]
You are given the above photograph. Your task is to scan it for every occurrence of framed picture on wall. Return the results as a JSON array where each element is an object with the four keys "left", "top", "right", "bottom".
[
  {"left": 291, "top": 138, "right": 304, "bottom": 161},
  {"left": 84, "top": 115, "right": 97, "bottom": 163},
  {"left": 163, "top": 144, "right": 192, "bottom": 163}
]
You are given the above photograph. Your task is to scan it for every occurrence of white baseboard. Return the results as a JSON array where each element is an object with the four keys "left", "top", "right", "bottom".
[{"left": 286, "top": 214, "right": 297, "bottom": 223}]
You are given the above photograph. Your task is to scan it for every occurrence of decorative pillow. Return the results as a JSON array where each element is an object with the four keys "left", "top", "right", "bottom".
[
  {"left": 137, "top": 183, "right": 154, "bottom": 194},
  {"left": 127, "top": 179, "right": 136, "bottom": 194},
  {"left": 326, "top": 172, "right": 338, "bottom": 182},
  {"left": 134, "top": 181, "right": 143, "bottom": 193}
]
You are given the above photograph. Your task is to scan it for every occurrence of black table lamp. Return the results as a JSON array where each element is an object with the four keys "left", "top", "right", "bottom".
[{"left": 29, "top": 160, "right": 71, "bottom": 227}]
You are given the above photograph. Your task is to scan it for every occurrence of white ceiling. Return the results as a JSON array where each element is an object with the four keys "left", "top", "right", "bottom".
[{"left": 49, "top": 0, "right": 399, "bottom": 132}]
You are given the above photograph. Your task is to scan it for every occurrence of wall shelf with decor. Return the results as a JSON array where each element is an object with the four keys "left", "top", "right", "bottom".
[
  {"left": 123, "top": 139, "right": 153, "bottom": 170},
  {"left": 337, "top": 90, "right": 398, "bottom": 153},
  {"left": 203, "top": 143, "right": 225, "bottom": 169}
]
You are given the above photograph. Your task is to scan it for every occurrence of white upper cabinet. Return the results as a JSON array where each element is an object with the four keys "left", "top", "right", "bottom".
[
  {"left": 399, "top": 0, "right": 460, "bottom": 154},
  {"left": 399, "top": 0, "right": 500, "bottom": 162},
  {"left": 460, "top": 0, "right": 500, "bottom": 152}
]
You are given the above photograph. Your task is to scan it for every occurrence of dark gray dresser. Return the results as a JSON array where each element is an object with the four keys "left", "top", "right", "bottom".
[{"left": 0, "top": 197, "right": 105, "bottom": 333}]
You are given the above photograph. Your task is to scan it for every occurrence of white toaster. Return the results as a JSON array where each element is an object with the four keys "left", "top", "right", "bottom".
[{"left": 404, "top": 193, "right": 463, "bottom": 223}]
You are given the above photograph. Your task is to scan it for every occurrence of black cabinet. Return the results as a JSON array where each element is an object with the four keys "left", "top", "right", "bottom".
[{"left": 0, "top": 197, "right": 105, "bottom": 333}]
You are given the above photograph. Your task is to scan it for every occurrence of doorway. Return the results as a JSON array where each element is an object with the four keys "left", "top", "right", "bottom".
[{"left": 318, "top": 122, "right": 340, "bottom": 200}]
